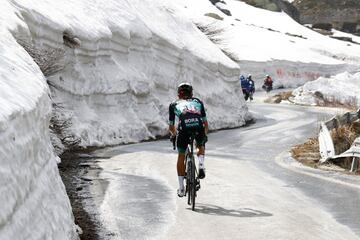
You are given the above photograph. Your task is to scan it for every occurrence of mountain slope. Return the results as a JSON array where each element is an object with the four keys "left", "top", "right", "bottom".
[{"left": 177, "top": 0, "right": 360, "bottom": 87}]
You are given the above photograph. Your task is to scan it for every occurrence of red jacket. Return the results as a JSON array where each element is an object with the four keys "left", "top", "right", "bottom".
[{"left": 264, "top": 76, "right": 273, "bottom": 85}]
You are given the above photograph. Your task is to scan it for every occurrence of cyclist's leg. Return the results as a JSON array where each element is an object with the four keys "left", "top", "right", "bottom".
[
  {"left": 176, "top": 153, "right": 186, "bottom": 197},
  {"left": 197, "top": 145, "right": 205, "bottom": 155},
  {"left": 176, "top": 131, "right": 188, "bottom": 196},
  {"left": 195, "top": 130, "right": 206, "bottom": 179},
  {"left": 197, "top": 146, "right": 205, "bottom": 167},
  {"left": 195, "top": 128, "right": 206, "bottom": 156},
  {"left": 177, "top": 153, "right": 186, "bottom": 176}
]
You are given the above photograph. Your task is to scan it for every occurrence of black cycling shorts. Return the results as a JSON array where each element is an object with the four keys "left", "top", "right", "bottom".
[{"left": 177, "top": 129, "right": 206, "bottom": 154}]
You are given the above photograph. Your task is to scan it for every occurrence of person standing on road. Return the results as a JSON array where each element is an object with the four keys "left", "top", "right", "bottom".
[
  {"left": 169, "top": 83, "right": 208, "bottom": 197},
  {"left": 247, "top": 74, "right": 255, "bottom": 100},
  {"left": 240, "top": 75, "right": 248, "bottom": 91},
  {"left": 240, "top": 75, "right": 251, "bottom": 101}
]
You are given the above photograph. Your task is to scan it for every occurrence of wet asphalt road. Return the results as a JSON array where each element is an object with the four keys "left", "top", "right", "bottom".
[{"left": 82, "top": 97, "right": 360, "bottom": 240}]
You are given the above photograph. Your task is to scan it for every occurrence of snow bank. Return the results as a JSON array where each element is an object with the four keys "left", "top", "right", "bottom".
[
  {"left": 0, "top": 2, "right": 78, "bottom": 238},
  {"left": 9, "top": 0, "right": 249, "bottom": 147},
  {"left": 331, "top": 29, "right": 360, "bottom": 45},
  {"left": 291, "top": 72, "right": 360, "bottom": 107},
  {"left": 8, "top": 0, "right": 360, "bottom": 149}
]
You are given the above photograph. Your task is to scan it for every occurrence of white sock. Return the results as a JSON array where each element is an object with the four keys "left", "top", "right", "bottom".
[
  {"left": 198, "top": 155, "right": 205, "bottom": 168},
  {"left": 178, "top": 176, "right": 184, "bottom": 190}
]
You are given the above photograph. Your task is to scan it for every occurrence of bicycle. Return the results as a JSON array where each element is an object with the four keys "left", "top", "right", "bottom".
[{"left": 172, "top": 134, "right": 200, "bottom": 211}]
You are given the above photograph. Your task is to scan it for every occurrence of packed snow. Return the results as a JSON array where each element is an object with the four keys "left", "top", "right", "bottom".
[
  {"left": 0, "top": 2, "right": 78, "bottom": 239},
  {"left": 331, "top": 29, "right": 360, "bottom": 45},
  {"left": 9, "top": 0, "right": 360, "bottom": 148},
  {"left": 291, "top": 72, "right": 360, "bottom": 108},
  {"left": 13, "top": 0, "right": 249, "bottom": 147}
]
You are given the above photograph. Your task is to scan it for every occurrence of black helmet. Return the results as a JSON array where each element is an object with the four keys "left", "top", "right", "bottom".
[{"left": 177, "top": 82, "right": 193, "bottom": 98}]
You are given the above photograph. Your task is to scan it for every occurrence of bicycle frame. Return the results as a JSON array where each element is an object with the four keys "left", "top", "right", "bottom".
[{"left": 185, "top": 134, "right": 198, "bottom": 211}]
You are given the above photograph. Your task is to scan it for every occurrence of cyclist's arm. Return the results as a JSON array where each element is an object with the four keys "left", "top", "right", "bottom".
[
  {"left": 200, "top": 100, "right": 209, "bottom": 135},
  {"left": 168, "top": 103, "right": 176, "bottom": 136},
  {"left": 204, "top": 121, "right": 209, "bottom": 135},
  {"left": 169, "top": 125, "right": 176, "bottom": 136}
]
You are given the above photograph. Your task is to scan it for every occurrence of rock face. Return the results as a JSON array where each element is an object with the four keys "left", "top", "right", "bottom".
[
  {"left": 208, "top": 0, "right": 232, "bottom": 16},
  {"left": 237, "top": 0, "right": 300, "bottom": 21},
  {"left": 273, "top": 0, "right": 300, "bottom": 21},
  {"left": 292, "top": 0, "right": 360, "bottom": 34}
]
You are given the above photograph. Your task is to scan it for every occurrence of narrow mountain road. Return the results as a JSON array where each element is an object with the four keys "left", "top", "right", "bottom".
[{"left": 82, "top": 97, "right": 360, "bottom": 240}]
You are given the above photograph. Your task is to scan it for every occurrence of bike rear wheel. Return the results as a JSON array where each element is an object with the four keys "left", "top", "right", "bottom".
[
  {"left": 190, "top": 157, "right": 196, "bottom": 211},
  {"left": 186, "top": 159, "right": 196, "bottom": 210},
  {"left": 186, "top": 161, "right": 191, "bottom": 205}
]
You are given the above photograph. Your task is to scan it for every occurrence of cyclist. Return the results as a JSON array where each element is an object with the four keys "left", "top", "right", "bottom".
[
  {"left": 169, "top": 83, "right": 208, "bottom": 197},
  {"left": 262, "top": 74, "right": 273, "bottom": 92}
]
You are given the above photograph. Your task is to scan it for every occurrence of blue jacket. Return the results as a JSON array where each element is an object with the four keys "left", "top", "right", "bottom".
[
  {"left": 240, "top": 76, "right": 249, "bottom": 90},
  {"left": 247, "top": 78, "right": 255, "bottom": 92}
]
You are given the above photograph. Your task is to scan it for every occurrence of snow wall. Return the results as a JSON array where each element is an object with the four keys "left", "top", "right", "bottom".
[
  {"left": 0, "top": 2, "right": 78, "bottom": 239},
  {"left": 11, "top": 0, "right": 249, "bottom": 147}
]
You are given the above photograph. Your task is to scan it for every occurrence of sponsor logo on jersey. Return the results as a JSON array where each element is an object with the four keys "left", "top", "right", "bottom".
[{"left": 184, "top": 118, "right": 199, "bottom": 124}]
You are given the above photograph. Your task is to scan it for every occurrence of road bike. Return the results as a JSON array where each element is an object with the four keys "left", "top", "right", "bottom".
[
  {"left": 262, "top": 83, "right": 273, "bottom": 93},
  {"left": 172, "top": 134, "right": 200, "bottom": 211}
]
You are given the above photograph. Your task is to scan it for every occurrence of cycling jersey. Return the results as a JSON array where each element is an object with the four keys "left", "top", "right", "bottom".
[
  {"left": 169, "top": 97, "right": 207, "bottom": 153},
  {"left": 169, "top": 97, "right": 207, "bottom": 130},
  {"left": 264, "top": 76, "right": 273, "bottom": 85}
]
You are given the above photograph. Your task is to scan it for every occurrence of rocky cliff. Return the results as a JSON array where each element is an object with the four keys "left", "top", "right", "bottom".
[{"left": 292, "top": 0, "right": 360, "bottom": 34}]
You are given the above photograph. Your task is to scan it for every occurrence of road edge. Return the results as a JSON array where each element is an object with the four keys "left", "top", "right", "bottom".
[{"left": 275, "top": 151, "right": 360, "bottom": 190}]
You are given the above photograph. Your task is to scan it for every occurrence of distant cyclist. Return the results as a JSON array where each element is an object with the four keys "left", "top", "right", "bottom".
[
  {"left": 169, "top": 83, "right": 208, "bottom": 197},
  {"left": 262, "top": 74, "right": 273, "bottom": 92}
]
